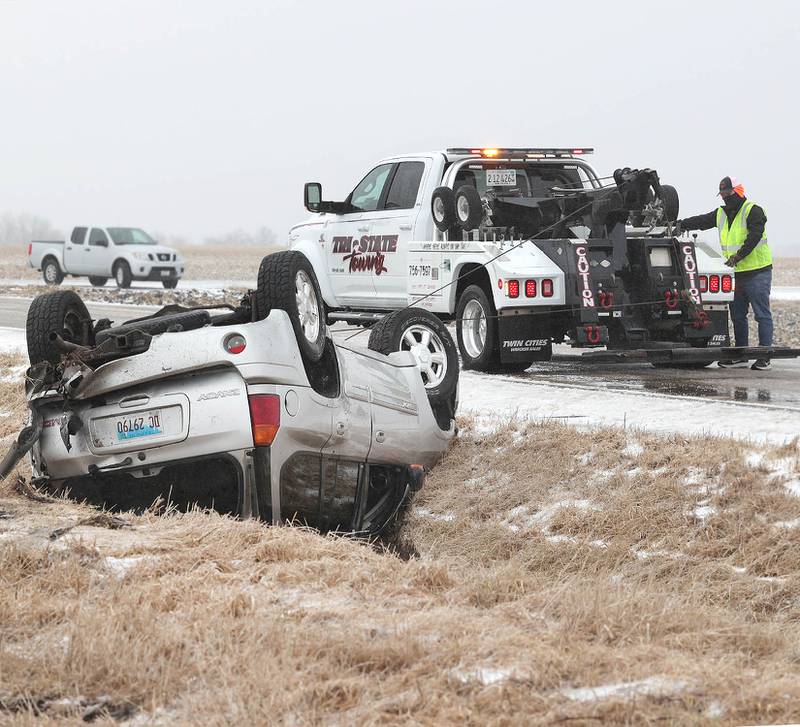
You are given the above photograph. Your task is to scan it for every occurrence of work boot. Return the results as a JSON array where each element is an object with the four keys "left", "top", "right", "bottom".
[
  {"left": 717, "top": 358, "right": 750, "bottom": 368},
  {"left": 751, "top": 359, "right": 771, "bottom": 371}
]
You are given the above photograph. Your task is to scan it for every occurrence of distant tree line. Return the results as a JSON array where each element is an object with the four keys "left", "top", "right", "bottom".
[{"left": 0, "top": 212, "right": 278, "bottom": 247}]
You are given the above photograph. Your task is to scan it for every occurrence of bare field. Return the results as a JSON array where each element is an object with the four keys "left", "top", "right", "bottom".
[{"left": 2, "top": 354, "right": 800, "bottom": 724}]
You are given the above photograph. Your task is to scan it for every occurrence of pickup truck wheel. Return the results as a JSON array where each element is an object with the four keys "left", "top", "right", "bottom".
[
  {"left": 42, "top": 258, "right": 64, "bottom": 286},
  {"left": 455, "top": 285, "right": 499, "bottom": 371},
  {"left": 113, "top": 261, "right": 132, "bottom": 288},
  {"left": 26, "top": 290, "right": 95, "bottom": 365},
  {"left": 256, "top": 251, "right": 326, "bottom": 362},
  {"left": 88, "top": 276, "right": 108, "bottom": 287},
  {"left": 454, "top": 185, "right": 483, "bottom": 231},
  {"left": 367, "top": 308, "right": 459, "bottom": 431},
  {"left": 162, "top": 279, "right": 179, "bottom": 289},
  {"left": 431, "top": 187, "right": 456, "bottom": 232}
]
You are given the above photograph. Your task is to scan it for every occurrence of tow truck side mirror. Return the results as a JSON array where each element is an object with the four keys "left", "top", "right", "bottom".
[{"left": 304, "top": 182, "right": 322, "bottom": 212}]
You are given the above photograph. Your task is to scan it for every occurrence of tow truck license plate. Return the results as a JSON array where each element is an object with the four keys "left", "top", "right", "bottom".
[{"left": 486, "top": 169, "right": 517, "bottom": 186}]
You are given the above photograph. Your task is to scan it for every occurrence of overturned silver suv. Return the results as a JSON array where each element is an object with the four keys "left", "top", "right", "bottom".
[{"left": 3, "top": 251, "right": 459, "bottom": 535}]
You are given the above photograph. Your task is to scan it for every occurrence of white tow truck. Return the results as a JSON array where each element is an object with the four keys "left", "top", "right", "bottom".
[
  {"left": 289, "top": 147, "right": 759, "bottom": 371},
  {"left": 28, "top": 226, "right": 185, "bottom": 289}
]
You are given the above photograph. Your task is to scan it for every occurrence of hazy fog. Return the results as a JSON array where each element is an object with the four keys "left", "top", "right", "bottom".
[{"left": 1, "top": 0, "right": 798, "bottom": 252}]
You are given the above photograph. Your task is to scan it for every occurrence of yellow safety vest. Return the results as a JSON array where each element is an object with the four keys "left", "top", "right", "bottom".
[{"left": 716, "top": 200, "right": 772, "bottom": 273}]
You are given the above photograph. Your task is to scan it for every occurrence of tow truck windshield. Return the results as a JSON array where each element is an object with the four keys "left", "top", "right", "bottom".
[{"left": 107, "top": 228, "right": 157, "bottom": 245}]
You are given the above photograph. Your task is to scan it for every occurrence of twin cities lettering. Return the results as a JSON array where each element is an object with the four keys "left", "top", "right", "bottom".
[{"left": 331, "top": 235, "right": 398, "bottom": 274}]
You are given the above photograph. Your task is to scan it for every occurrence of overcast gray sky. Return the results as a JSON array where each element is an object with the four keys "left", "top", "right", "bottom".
[{"left": 1, "top": 0, "right": 798, "bottom": 252}]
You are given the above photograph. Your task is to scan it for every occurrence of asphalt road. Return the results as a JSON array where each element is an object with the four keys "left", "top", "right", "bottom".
[{"left": 2, "top": 295, "right": 798, "bottom": 412}]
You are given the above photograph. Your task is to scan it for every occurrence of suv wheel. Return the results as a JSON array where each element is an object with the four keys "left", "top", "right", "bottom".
[
  {"left": 256, "top": 251, "right": 326, "bottom": 362},
  {"left": 114, "top": 261, "right": 132, "bottom": 288},
  {"left": 42, "top": 258, "right": 64, "bottom": 286},
  {"left": 368, "top": 308, "right": 459, "bottom": 431},
  {"left": 26, "top": 290, "right": 95, "bottom": 365},
  {"left": 88, "top": 276, "right": 107, "bottom": 287}
]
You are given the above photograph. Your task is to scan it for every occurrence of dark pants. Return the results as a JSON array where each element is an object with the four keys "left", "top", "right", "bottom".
[{"left": 730, "top": 267, "right": 773, "bottom": 347}]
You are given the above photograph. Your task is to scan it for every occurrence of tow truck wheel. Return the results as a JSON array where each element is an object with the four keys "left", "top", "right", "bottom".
[
  {"left": 456, "top": 285, "right": 499, "bottom": 371},
  {"left": 454, "top": 185, "right": 483, "bottom": 231},
  {"left": 659, "top": 184, "right": 680, "bottom": 221},
  {"left": 368, "top": 308, "right": 459, "bottom": 431},
  {"left": 256, "top": 251, "right": 326, "bottom": 362},
  {"left": 26, "top": 290, "right": 95, "bottom": 365},
  {"left": 431, "top": 187, "right": 456, "bottom": 232}
]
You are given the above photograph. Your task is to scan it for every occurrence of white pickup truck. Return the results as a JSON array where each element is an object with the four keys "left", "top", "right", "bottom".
[
  {"left": 28, "top": 226, "right": 185, "bottom": 289},
  {"left": 290, "top": 147, "right": 734, "bottom": 372}
]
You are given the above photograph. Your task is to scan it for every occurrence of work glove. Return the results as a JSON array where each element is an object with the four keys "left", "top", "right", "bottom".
[{"left": 725, "top": 255, "right": 741, "bottom": 268}]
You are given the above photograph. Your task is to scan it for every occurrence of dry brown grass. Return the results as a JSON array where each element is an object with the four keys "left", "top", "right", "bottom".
[{"left": 2, "top": 367, "right": 800, "bottom": 722}]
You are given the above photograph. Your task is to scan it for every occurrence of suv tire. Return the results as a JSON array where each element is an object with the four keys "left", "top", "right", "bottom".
[
  {"left": 256, "top": 251, "right": 326, "bottom": 362},
  {"left": 659, "top": 184, "right": 680, "bottom": 221},
  {"left": 26, "top": 290, "right": 95, "bottom": 365},
  {"left": 454, "top": 185, "right": 483, "bottom": 231},
  {"left": 88, "top": 276, "right": 107, "bottom": 287},
  {"left": 162, "top": 279, "right": 179, "bottom": 289},
  {"left": 114, "top": 261, "right": 133, "bottom": 288},
  {"left": 42, "top": 257, "right": 64, "bottom": 286},
  {"left": 368, "top": 308, "right": 458, "bottom": 431}
]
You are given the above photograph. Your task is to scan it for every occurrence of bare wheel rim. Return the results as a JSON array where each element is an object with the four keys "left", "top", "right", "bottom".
[
  {"left": 62, "top": 309, "right": 83, "bottom": 344},
  {"left": 457, "top": 195, "right": 470, "bottom": 222},
  {"left": 461, "top": 299, "right": 487, "bottom": 360},
  {"left": 295, "top": 269, "right": 320, "bottom": 342},
  {"left": 401, "top": 324, "right": 447, "bottom": 389}
]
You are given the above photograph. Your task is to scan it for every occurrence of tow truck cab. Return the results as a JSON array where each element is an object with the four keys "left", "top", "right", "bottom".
[{"left": 290, "top": 148, "right": 732, "bottom": 372}]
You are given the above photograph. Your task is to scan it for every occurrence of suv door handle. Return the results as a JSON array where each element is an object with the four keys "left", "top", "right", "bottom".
[{"left": 357, "top": 226, "right": 369, "bottom": 232}]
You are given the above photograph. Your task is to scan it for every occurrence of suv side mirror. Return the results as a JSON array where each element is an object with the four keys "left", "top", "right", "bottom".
[{"left": 304, "top": 182, "right": 322, "bottom": 212}]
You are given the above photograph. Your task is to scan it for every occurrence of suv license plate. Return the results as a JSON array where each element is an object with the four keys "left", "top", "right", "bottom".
[
  {"left": 113, "top": 409, "right": 164, "bottom": 441},
  {"left": 486, "top": 169, "right": 517, "bottom": 186}
]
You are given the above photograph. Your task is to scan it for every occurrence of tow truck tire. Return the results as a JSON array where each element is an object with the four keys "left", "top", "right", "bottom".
[
  {"left": 256, "top": 251, "right": 326, "bottom": 362},
  {"left": 113, "top": 261, "right": 132, "bottom": 289},
  {"left": 88, "top": 276, "right": 107, "bottom": 287},
  {"left": 431, "top": 187, "right": 456, "bottom": 232},
  {"left": 367, "top": 308, "right": 459, "bottom": 431},
  {"left": 26, "top": 290, "right": 95, "bottom": 365},
  {"left": 42, "top": 257, "right": 64, "bottom": 286},
  {"left": 454, "top": 185, "right": 483, "bottom": 231},
  {"left": 455, "top": 285, "right": 499, "bottom": 371},
  {"left": 659, "top": 184, "right": 679, "bottom": 221}
]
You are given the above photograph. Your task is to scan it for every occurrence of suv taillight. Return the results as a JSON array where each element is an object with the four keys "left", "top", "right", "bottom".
[{"left": 248, "top": 394, "right": 280, "bottom": 446}]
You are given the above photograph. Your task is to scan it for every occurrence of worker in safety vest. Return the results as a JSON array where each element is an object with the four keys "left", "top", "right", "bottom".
[{"left": 678, "top": 176, "right": 773, "bottom": 371}]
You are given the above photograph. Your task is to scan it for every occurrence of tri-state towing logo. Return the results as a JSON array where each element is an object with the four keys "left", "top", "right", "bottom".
[{"left": 332, "top": 235, "right": 398, "bottom": 274}]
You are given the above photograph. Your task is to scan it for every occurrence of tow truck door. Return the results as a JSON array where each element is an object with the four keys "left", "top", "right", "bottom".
[
  {"left": 323, "top": 163, "right": 396, "bottom": 306},
  {"left": 366, "top": 159, "right": 429, "bottom": 308}
]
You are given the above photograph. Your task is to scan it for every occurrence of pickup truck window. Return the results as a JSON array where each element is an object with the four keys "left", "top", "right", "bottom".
[
  {"left": 107, "top": 227, "right": 157, "bottom": 245},
  {"left": 71, "top": 227, "right": 87, "bottom": 245},
  {"left": 384, "top": 161, "right": 424, "bottom": 210},
  {"left": 455, "top": 163, "right": 581, "bottom": 199},
  {"left": 88, "top": 228, "right": 109, "bottom": 246},
  {"left": 350, "top": 163, "right": 393, "bottom": 212}
]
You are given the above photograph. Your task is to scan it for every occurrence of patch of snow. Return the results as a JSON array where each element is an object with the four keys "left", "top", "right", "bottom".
[
  {"left": 622, "top": 441, "right": 644, "bottom": 457},
  {"left": 0, "top": 327, "right": 26, "bottom": 356},
  {"left": 577, "top": 452, "right": 594, "bottom": 466},
  {"left": 634, "top": 549, "right": 684, "bottom": 561},
  {"left": 746, "top": 452, "right": 764, "bottom": 468},
  {"left": 784, "top": 481, "right": 800, "bottom": 498},
  {"left": 453, "top": 665, "right": 525, "bottom": 686},
  {"left": 0, "top": 363, "right": 27, "bottom": 382},
  {"left": 626, "top": 467, "right": 642, "bottom": 477},
  {"left": 731, "top": 566, "right": 747, "bottom": 574},
  {"left": 560, "top": 676, "right": 688, "bottom": 703},
  {"left": 103, "top": 555, "right": 155, "bottom": 578},
  {"left": 413, "top": 508, "right": 455, "bottom": 523},
  {"left": 705, "top": 700, "right": 726, "bottom": 718},
  {"left": 693, "top": 504, "right": 717, "bottom": 522},
  {"left": 774, "top": 517, "right": 800, "bottom": 530},
  {"left": 683, "top": 467, "right": 705, "bottom": 486}
]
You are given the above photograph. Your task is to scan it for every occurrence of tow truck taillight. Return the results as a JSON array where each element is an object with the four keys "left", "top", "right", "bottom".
[
  {"left": 541, "top": 279, "right": 554, "bottom": 297},
  {"left": 709, "top": 275, "right": 720, "bottom": 293},
  {"left": 248, "top": 394, "right": 280, "bottom": 446},
  {"left": 699, "top": 275, "right": 708, "bottom": 293},
  {"left": 507, "top": 280, "right": 520, "bottom": 298},
  {"left": 525, "top": 280, "right": 537, "bottom": 297},
  {"left": 721, "top": 274, "right": 733, "bottom": 293},
  {"left": 224, "top": 333, "right": 247, "bottom": 354}
]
